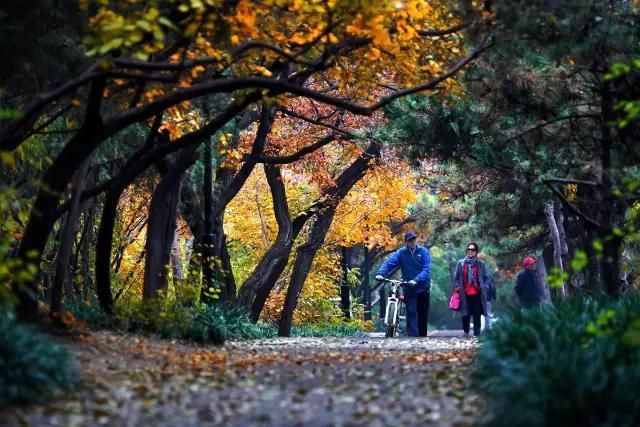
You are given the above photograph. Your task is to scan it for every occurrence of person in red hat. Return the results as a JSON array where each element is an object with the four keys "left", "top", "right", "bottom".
[{"left": 515, "top": 256, "right": 543, "bottom": 307}]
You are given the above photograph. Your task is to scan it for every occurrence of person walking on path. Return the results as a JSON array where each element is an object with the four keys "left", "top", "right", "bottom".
[
  {"left": 515, "top": 256, "right": 544, "bottom": 308},
  {"left": 375, "top": 231, "right": 431, "bottom": 337},
  {"left": 453, "top": 242, "right": 492, "bottom": 337}
]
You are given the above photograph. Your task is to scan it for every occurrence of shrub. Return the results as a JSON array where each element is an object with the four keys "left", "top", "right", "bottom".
[
  {"left": 254, "top": 322, "right": 278, "bottom": 338},
  {"left": 0, "top": 314, "right": 79, "bottom": 407},
  {"left": 474, "top": 294, "right": 640, "bottom": 427},
  {"left": 186, "top": 304, "right": 263, "bottom": 343},
  {"left": 66, "top": 298, "right": 112, "bottom": 328},
  {"left": 112, "top": 297, "right": 262, "bottom": 344},
  {"left": 185, "top": 304, "right": 227, "bottom": 344}
]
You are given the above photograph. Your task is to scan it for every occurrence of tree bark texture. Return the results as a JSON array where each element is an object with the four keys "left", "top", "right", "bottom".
[
  {"left": 237, "top": 164, "right": 311, "bottom": 321},
  {"left": 15, "top": 78, "right": 106, "bottom": 322},
  {"left": 51, "top": 159, "right": 91, "bottom": 316},
  {"left": 143, "top": 145, "right": 198, "bottom": 299},
  {"left": 544, "top": 201, "right": 566, "bottom": 299},
  {"left": 278, "top": 142, "right": 380, "bottom": 336}
]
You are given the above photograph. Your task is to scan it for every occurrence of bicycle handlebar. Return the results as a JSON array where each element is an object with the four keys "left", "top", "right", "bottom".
[{"left": 379, "top": 278, "right": 413, "bottom": 286}]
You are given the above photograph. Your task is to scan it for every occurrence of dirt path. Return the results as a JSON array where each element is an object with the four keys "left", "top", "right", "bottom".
[{"left": 4, "top": 331, "right": 482, "bottom": 427}]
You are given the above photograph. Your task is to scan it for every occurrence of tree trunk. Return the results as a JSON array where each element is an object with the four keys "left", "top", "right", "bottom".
[
  {"left": 171, "top": 234, "right": 185, "bottom": 282},
  {"left": 279, "top": 211, "right": 338, "bottom": 336},
  {"left": 237, "top": 164, "right": 311, "bottom": 322},
  {"left": 535, "top": 250, "right": 552, "bottom": 304},
  {"left": 544, "top": 201, "right": 566, "bottom": 299},
  {"left": 554, "top": 201, "right": 569, "bottom": 260},
  {"left": 15, "top": 79, "right": 106, "bottom": 322},
  {"left": 340, "top": 246, "right": 351, "bottom": 320},
  {"left": 95, "top": 185, "right": 123, "bottom": 314},
  {"left": 143, "top": 146, "right": 197, "bottom": 299},
  {"left": 554, "top": 200, "right": 570, "bottom": 289},
  {"left": 199, "top": 107, "right": 273, "bottom": 304},
  {"left": 79, "top": 202, "right": 96, "bottom": 300},
  {"left": 278, "top": 142, "right": 380, "bottom": 336},
  {"left": 362, "top": 246, "right": 372, "bottom": 320},
  {"left": 51, "top": 159, "right": 91, "bottom": 317}
]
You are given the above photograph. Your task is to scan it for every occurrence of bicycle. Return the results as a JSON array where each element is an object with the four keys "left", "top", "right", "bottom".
[{"left": 380, "top": 278, "right": 411, "bottom": 338}]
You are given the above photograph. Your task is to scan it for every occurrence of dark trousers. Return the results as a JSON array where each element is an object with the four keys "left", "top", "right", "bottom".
[
  {"left": 462, "top": 293, "right": 482, "bottom": 336},
  {"left": 405, "top": 290, "right": 430, "bottom": 337}
]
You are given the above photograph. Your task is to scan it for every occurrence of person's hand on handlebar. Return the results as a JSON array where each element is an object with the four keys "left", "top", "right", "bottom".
[
  {"left": 375, "top": 274, "right": 384, "bottom": 282},
  {"left": 408, "top": 280, "right": 417, "bottom": 286}
]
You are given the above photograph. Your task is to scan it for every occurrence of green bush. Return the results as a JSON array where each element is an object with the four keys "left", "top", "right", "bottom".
[
  {"left": 254, "top": 322, "right": 278, "bottom": 338},
  {"left": 66, "top": 298, "right": 112, "bottom": 328},
  {"left": 110, "top": 298, "right": 263, "bottom": 344},
  {"left": 0, "top": 314, "right": 79, "bottom": 407},
  {"left": 474, "top": 294, "right": 640, "bottom": 427},
  {"left": 186, "top": 304, "right": 263, "bottom": 343},
  {"left": 70, "top": 296, "right": 367, "bottom": 342},
  {"left": 185, "top": 304, "right": 227, "bottom": 344}
]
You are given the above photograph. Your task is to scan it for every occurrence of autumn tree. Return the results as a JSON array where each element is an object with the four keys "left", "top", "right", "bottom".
[{"left": 1, "top": 0, "right": 489, "bottom": 322}]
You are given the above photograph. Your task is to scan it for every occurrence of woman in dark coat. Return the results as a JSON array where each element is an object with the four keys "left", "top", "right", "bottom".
[{"left": 453, "top": 242, "right": 492, "bottom": 337}]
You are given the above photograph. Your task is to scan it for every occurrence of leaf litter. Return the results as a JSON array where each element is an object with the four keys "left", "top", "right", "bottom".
[{"left": 5, "top": 331, "right": 483, "bottom": 426}]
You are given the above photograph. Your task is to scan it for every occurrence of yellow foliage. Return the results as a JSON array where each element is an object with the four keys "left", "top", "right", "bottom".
[
  {"left": 226, "top": 143, "right": 416, "bottom": 323},
  {"left": 565, "top": 183, "right": 578, "bottom": 203},
  {"left": 83, "top": 0, "right": 468, "bottom": 100},
  {"left": 328, "top": 156, "right": 417, "bottom": 250}
]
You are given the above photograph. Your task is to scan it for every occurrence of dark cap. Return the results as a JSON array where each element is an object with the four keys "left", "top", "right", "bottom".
[{"left": 404, "top": 231, "right": 417, "bottom": 242}]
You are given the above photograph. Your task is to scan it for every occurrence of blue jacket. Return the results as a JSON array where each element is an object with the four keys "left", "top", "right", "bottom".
[{"left": 377, "top": 245, "right": 431, "bottom": 292}]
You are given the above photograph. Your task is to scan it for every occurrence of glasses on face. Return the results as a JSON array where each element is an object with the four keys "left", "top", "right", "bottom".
[{"left": 466, "top": 248, "right": 477, "bottom": 252}]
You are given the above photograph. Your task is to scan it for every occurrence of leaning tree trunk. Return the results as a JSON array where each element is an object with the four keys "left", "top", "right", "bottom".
[
  {"left": 211, "top": 108, "right": 274, "bottom": 303},
  {"left": 50, "top": 159, "right": 91, "bottom": 317},
  {"left": 143, "top": 146, "right": 198, "bottom": 299},
  {"left": 278, "top": 211, "right": 337, "bottom": 336},
  {"left": 14, "top": 78, "right": 106, "bottom": 322},
  {"left": 278, "top": 142, "right": 381, "bottom": 337},
  {"left": 237, "top": 164, "right": 312, "bottom": 322},
  {"left": 95, "top": 183, "right": 128, "bottom": 314},
  {"left": 544, "top": 201, "right": 566, "bottom": 299}
]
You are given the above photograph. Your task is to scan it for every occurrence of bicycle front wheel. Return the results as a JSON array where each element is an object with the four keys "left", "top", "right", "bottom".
[{"left": 385, "top": 303, "right": 397, "bottom": 338}]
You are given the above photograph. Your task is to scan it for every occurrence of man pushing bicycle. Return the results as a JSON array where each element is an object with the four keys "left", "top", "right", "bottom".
[{"left": 375, "top": 231, "right": 431, "bottom": 337}]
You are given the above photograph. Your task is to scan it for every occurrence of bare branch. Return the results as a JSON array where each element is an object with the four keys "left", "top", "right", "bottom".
[
  {"left": 543, "top": 178, "right": 599, "bottom": 187},
  {"left": 1, "top": 64, "right": 99, "bottom": 151},
  {"left": 279, "top": 108, "right": 355, "bottom": 138},
  {"left": 259, "top": 134, "right": 338, "bottom": 164},
  {"left": 506, "top": 114, "right": 599, "bottom": 142},
  {"left": 417, "top": 23, "right": 468, "bottom": 37},
  {"left": 544, "top": 181, "right": 601, "bottom": 229}
]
